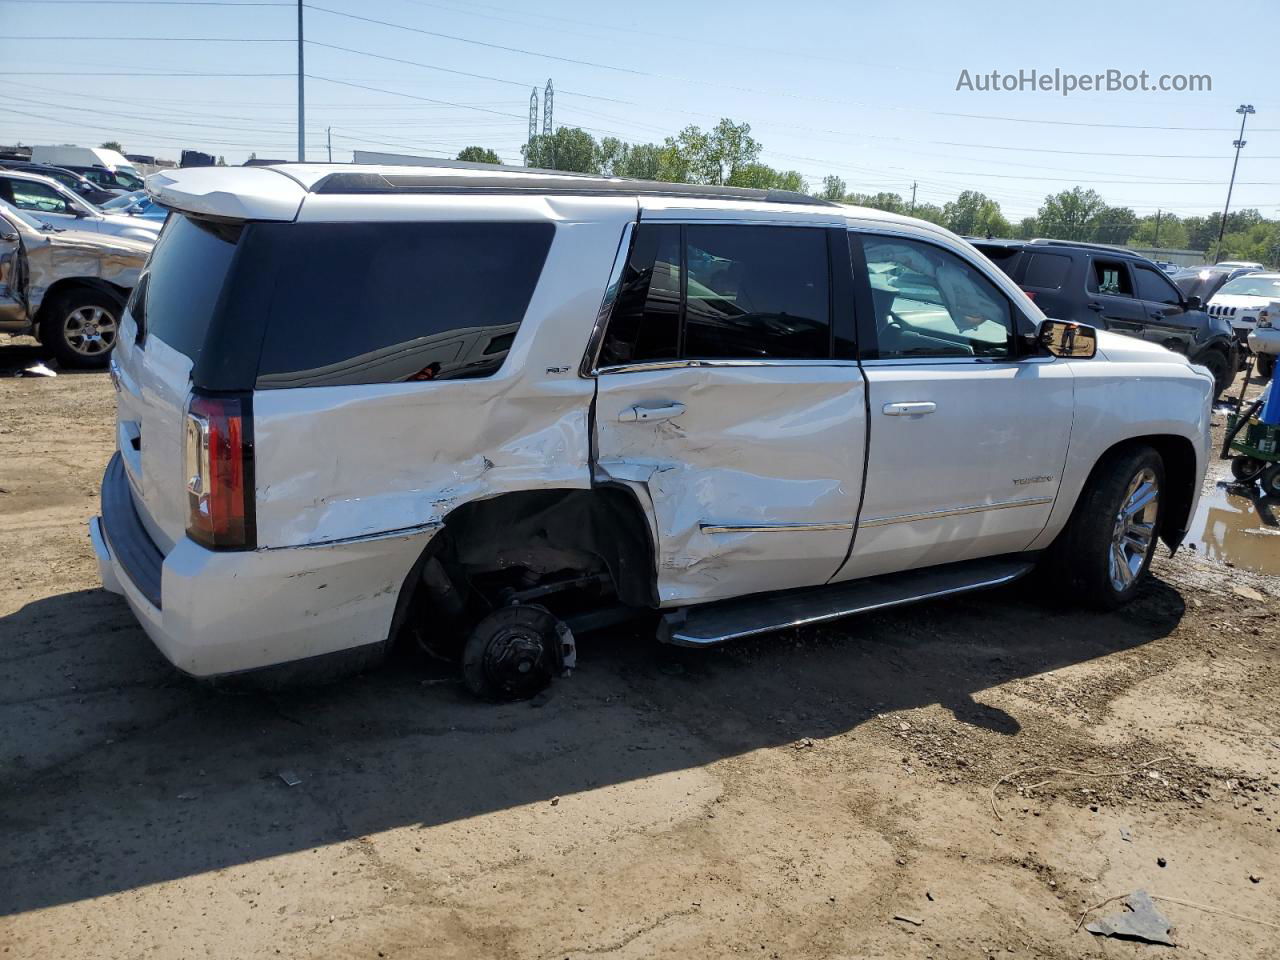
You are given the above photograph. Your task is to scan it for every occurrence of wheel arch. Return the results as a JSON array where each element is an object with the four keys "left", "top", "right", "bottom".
[
  {"left": 1075, "top": 433, "right": 1199, "bottom": 551},
  {"left": 386, "top": 484, "right": 660, "bottom": 648},
  {"left": 31, "top": 277, "right": 129, "bottom": 332}
]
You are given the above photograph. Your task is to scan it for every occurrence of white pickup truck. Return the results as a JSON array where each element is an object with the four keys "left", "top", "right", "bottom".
[{"left": 91, "top": 164, "right": 1214, "bottom": 700}]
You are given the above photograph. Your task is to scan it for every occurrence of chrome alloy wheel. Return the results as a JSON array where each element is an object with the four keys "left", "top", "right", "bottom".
[
  {"left": 63, "top": 305, "right": 118, "bottom": 357},
  {"left": 1109, "top": 467, "right": 1159, "bottom": 592}
]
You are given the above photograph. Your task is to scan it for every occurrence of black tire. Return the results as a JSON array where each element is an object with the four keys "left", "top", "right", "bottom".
[
  {"left": 1257, "top": 352, "right": 1275, "bottom": 383},
  {"left": 1039, "top": 445, "right": 1164, "bottom": 611},
  {"left": 461, "top": 606, "right": 560, "bottom": 702},
  {"left": 40, "top": 287, "right": 123, "bottom": 369},
  {"left": 1231, "top": 455, "right": 1267, "bottom": 483},
  {"left": 1261, "top": 463, "right": 1280, "bottom": 499},
  {"left": 1197, "top": 349, "right": 1232, "bottom": 401}
]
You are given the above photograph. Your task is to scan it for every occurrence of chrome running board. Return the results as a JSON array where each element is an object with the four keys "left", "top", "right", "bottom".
[{"left": 660, "top": 556, "right": 1034, "bottom": 647}]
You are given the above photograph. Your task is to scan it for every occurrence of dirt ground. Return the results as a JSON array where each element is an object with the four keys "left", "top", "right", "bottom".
[{"left": 1, "top": 336, "right": 1278, "bottom": 960}]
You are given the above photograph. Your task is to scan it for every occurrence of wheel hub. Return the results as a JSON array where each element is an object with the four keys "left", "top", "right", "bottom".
[{"left": 1109, "top": 467, "right": 1159, "bottom": 592}]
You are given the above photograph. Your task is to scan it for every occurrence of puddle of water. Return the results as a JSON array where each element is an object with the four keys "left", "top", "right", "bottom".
[{"left": 1185, "top": 481, "right": 1280, "bottom": 575}]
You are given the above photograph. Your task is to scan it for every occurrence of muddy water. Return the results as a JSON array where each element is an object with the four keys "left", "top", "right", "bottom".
[{"left": 1185, "top": 481, "right": 1280, "bottom": 575}]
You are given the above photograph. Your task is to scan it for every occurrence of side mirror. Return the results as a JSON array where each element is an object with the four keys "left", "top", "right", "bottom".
[
  {"left": 1039, "top": 318, "right": 1097, "bottom": 359},
  {"left": 70, "top": 206, "right": 87, "bottom": 218},
  {"left": 1184, "top": 294, "right": 1202, "bottom": 310}
]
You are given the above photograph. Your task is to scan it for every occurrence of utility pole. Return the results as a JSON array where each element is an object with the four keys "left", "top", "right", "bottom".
[
  {"left": 296, "top": 0, "right": 305, "bottom": 162},
  {"left": 909, "top": 181, "right": 917, "bottom": 215},
  {"left": 326, "top": 126, "right": 332, "bottom": 163},
  {"left": 1215, "top": 103, "right": 1255, "bottom": 260},
  {"left": 542, "top": 78, "right": 554, "bottom": 168},
  {"left": 1154, "top": 208, "right": 1161, "bottom": 246},
  {"left": 526, "top": 87, "right": 538, "bottom": 162}
]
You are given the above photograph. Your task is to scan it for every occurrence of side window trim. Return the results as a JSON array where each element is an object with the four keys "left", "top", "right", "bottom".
[
  {"left": 1088, "top": 257, "right": 1134, "bottom": 298},
  {"left": 591, "top": 219, "right": 854, "bottom": 375},
  {"left": 849, "top": 227, "right": 1038, "bottom": 364}
]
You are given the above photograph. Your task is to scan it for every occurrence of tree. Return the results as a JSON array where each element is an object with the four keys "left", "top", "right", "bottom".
[
  {"left": 100, "top": 140, "right": 123, "bottom": 153},
  {"left": 1016, "top": 216, "right": 1039, "bottom": 239},
  {"left": 617, "top": 143, "right": 666, "bottom": 180},
  {"left": 1036, "top": 187, "right": 1108, "bottom": 241},
  {"left": 942, "top": 190, "right": 1010, "bottom": 237},
  {"left": 524, "top": 127, "right": 599, "bottom": 173},
  {"left": 911, "top": 202, "right": 947, "bottom": 227},
  {"left": 1133, "top": 212, "right": 1188, "bottom": 250},
  {"left": 1091, "top": 205, "right": 1137, "bottom": 245},
  {"left": 457, "top": 146, "right": 501, "bottom": 165},
  {"left": 664, "top": 119, "right": 760, "bottom": 185},
  {"left": 845, "top": 192, "right": 906, "bottom": 214},
  {"left": 216, "top": 156, "right": 226, "bottom": 167},
  {"left": 818, "top": 175, "right": 847, "bottom": 201},
  {"left": 726, "top": 163, "right": 806, "bottom": 193}
]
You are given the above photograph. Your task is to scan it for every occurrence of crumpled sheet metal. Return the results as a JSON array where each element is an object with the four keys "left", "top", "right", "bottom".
[{"left": 1086, "top": 889, "right": 1175, "bottom": 946}]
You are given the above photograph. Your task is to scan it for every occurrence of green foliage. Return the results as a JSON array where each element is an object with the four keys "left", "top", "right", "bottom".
[
  {"left": 818, "top": 175, "right": 847, "bottom": 201},
  {"left": 1016, "top": 216, "right": 1039, "bottom": 239},
  {"left": 844, "top": 192, "right": 906, "bottom": 214},
  {"left": 667, "top": 119, "right": 761, "bottom": 185},
  {"left": 456, "top": 146, "right": 501, "bottom": 165},
  {"left": 1035, "top": 187, "right": 1107, "bottom": 241},
  {"left": 942, "top": 190, "right": 1010, "bottom": 238},
  {"left": 524, "top": 127, "right": 600, "bottom": 173},
  {"left": 100, "top": 140, "right": 123, "bottom": 153},
  {"left": 727, "top": 163, "right": 806, "bottom": 193}
]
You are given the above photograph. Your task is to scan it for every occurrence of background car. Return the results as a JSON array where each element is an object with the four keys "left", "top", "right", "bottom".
[
  {"left": 1207, "top": 272, "right": 1280, "bottom": 363},
  {"left": 0, "top": 198, "right": 149, "bottom": 366},
  {"left": 61, "top": 163, "right": 145, "bottom": 194},
  {"left": 971, "top": 238, "right": 1237, "bottom": 397},
  {"left": 0, "top": 170, "right": 160, "bottom": 243},
  {"left": 0, "top": 160, "right": 116, "bottom": 205},
  {"left": 100, "top": 190, "right": 168, "bottom": 222}
]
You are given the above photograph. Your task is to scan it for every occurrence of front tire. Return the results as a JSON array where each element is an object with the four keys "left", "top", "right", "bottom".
[
  {"left": 1198, "top": 349, "right": 1231, "bottom": 401},
  {"left": 1256, "top": 352, "right": 1275, "bottom": 383},
  {"left": 42, "top": 288, "right": 122, "bottom": 369},
  {"left": 1041, "top": 446, "right": 1164, "bottom": 610}
]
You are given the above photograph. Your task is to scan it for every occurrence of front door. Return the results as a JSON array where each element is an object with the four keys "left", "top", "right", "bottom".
[
  {"left": 591, "top": 219, "right": 866, "bottom": 606},
  {"left": 0, "top": 175, "right": 93, "bottom": 233},
  {"left": 836, "top": 230, "right": 1074, "bottom": 582},
  {"left": 1131, "top": 260, "right": 1197, "bottom": 354}
]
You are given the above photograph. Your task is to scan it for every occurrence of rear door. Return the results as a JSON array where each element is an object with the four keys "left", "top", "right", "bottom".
[
  {"left": 113, "top": 214, "right": 242, "bottom": 552},
  {"left": 1086, "top": 256, "right": 1146, "bottom": 335},
  {"left": 591, "top": 212, "right": 865, "bottom": 606}
]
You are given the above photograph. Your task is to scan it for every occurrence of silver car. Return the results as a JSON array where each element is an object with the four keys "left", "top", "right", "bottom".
[
  {"left": 0, "top": 170, "right": 161, "bottom": 243},
  {"left": 0, "top": 199, "right": 150, "bottom": 367}
]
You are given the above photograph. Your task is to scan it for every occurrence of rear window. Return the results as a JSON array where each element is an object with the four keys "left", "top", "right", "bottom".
[
  {"left": 254, "top": 221, "right": 553, "bottom": 388},
  {"left": 1022, "top": 253, "right": 1071, "bottom": 289},
  {"left": 136, "top": 214, "right": 241, "bottom": 363},
  {"left": 139, "top": 218, "right": 554, "bottom": 389}
]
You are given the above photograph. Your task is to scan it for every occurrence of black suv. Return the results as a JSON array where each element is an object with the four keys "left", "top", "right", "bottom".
[{"left": 971, "top": 238, "right": 1237, "bottom": 398}]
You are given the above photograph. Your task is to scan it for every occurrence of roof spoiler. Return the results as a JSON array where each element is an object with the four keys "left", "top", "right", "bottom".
[{"left": 145, "top": 166, "right": 306, "bottom": 222}]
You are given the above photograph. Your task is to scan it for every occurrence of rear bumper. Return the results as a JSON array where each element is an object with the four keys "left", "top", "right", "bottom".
[
  {"left": 1247, "top": 328, "right": 1280, "bottom": 356},
  {"left": 91, "top": 452, "right": 439, "bottom": 677}
]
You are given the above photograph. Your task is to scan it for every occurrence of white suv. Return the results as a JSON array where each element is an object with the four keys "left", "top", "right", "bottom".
[{"left": 91, "top": 164, "right": 1214, "bottom": 700}]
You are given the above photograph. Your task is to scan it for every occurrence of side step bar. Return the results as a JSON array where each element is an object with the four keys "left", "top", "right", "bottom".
[{"left": 660, "top": 556, "right": 1035, "bottom": 647}]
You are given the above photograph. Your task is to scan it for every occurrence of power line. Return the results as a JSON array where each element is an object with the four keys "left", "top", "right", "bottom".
[{"left": 8, "top": 35, "right": 291, "bottom": 41}]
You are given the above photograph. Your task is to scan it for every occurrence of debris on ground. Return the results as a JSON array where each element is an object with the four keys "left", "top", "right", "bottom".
[
  {"left": 18, "top": 362, "right": 56, "bottom": 378},
  {"left": 892, "top": 914, "right": 924, "bottom": 927},
  {"left": 279, "top": 770, "right": 303, "bottom": 787},
  {"left": 1232, "top": 585, "right": 1266, "bottom": 602},
  {"left": 1085, "top": 890, "right": 1175, "bottom": 946}
]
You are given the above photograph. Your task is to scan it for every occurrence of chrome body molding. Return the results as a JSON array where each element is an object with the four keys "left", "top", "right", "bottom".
[
  {"left": 262, "top": 521, "right": 444, "bottom": 551},
  {"left": 699, "top": 520, "right": 856, "bottom": 534},
  {"left": 858, "top": 496, "right": 1054, "bottom": 529},
  {"left": 597, "top": 357, "right": 862, "bottom": 376}
]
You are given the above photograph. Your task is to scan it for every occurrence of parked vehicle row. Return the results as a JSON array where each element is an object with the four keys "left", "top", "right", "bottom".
[
  {"left": 0, "top": 170, "right": 161, "bottom": 243},
  {"left": 0, "top": 199, "right": 150, "bottom": 366},
  {"left": 970, "top": 237, "right": 1236, "bottom": 398},
  {"left": 90, "top": 164, "right": 1213, "bottom": 700}
]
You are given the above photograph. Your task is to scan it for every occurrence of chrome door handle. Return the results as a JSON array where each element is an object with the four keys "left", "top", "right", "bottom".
[
  {"left": 619, "top": 402, "right": 686, "bottom": 423},
  {"left": 882, "top": 401, "right": 936, "bottom": 417}
]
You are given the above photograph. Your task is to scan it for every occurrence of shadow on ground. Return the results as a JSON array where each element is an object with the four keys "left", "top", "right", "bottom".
[{"left": 0, "top": 576, "right": 1185, "bottom": 916}]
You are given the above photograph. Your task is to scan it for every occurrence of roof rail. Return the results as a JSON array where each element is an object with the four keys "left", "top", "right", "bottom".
[
  {"left": 1028, "top": 237, "right": 1135, "bottom": 254},
  {"left": 309, "top": 170, "right": 836, "bottom": 207}
]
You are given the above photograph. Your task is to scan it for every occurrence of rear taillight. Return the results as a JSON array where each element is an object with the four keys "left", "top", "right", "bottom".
[{"left": 184, "top": 393, "right": 254, "bottom": 550}]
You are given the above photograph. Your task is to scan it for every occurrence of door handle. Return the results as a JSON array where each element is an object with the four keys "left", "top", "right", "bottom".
[
  {"left": 882, "top": 401, "right": 936, "bottom": 417},
  {"left": 1087, "top": 302, "right": 1104, "bottom": 312},
  {"left": 619, "top": 402, "right": 686, "bottom": 423}
]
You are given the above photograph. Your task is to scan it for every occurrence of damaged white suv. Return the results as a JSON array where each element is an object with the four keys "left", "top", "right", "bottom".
[{"left": 92, "top": 164, "right": 1214, "bottom": 699}]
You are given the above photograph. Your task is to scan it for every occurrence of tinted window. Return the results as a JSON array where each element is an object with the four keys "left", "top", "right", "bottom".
[
  {"left": 1023, "top": 253, "right": 1071, "bottom": 289},
  {"left": 2, "top": 177, "right": 73, "bottom": 215},
  {"left": 683, "top": 224, "right": 829, "bottom": 360},
  {"left": 973, "top": 244, "right": 1021, "bottom": 278},
  {"left": 861, "top": 235, "right": 1013, "bottom": 359},
  {"left": 255, "top": 221, "right": 553, "bottom": 387},
  {"left": 139, "top": 214, "right": 241, "bottom": 362},
  {"left": 597, "top": 224, "right": 680, "bottom": 367},
  {"left": 1133, "top": 264, "right": 1181, "bottom": 305},
  {"left": 1090, "top": 259, "right": 1133, "bottom": 296},
  {"left": 598, "top": 223, "right": 832, "bottom": 365}
]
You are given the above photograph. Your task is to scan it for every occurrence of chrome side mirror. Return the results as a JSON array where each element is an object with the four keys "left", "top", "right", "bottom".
[{"left": 1039, "top": 318, "right": 1097, "bottom": 359}]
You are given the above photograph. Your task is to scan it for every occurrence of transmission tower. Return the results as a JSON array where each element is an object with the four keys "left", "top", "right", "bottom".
[
  {"left": 527, "top": 87, "right": 539, "bottom": 158},
  {"left": 542, "top": 78, "right": 554, "bottom": 136}
]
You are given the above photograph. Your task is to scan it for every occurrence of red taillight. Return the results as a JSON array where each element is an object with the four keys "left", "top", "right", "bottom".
[
  {"left": 1020, "top": 288, "right": 1038, "bottom": 301},
  {"left": 184, "top": 393, "right": 254, "bottom": 549}
]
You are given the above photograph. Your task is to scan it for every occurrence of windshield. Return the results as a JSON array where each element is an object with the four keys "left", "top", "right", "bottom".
[
  {"left": 1216, "top": 276, "right": 1280, "bottom": 298},
  {"left": 0, "top": 198, "right": 58, "bottom": 232},
  {"left": 115, "top": 169, "right": 144, "bottom": 190},
  {"left": 101, "top": 190, "right": 147, "bottom": 212}
]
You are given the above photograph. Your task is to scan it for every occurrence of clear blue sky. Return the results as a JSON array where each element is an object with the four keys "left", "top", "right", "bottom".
[{"left": 0, "top": 0, "right": 1275, "bottom": 222}]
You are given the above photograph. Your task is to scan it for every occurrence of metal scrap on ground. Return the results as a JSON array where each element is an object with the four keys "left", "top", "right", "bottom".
[{"left": 1085, "top": 889, "right": 1175, "bottom": 946}]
